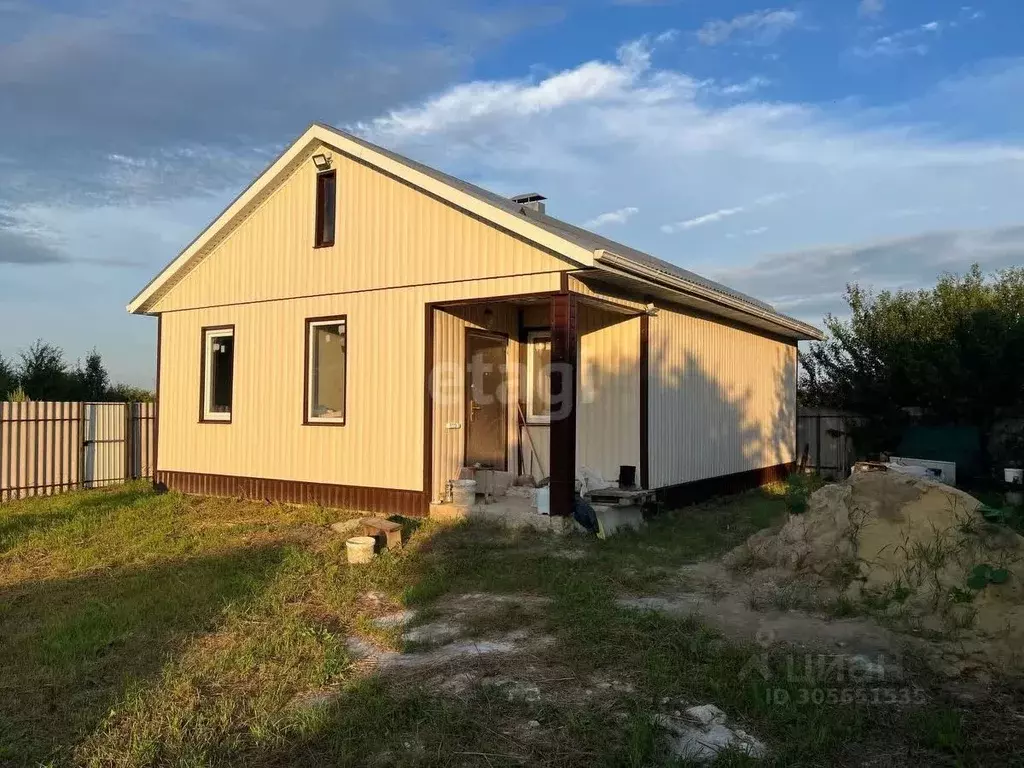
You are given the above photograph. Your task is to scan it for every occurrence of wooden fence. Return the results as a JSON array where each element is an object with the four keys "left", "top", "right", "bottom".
[
  {"left": 0, "top": 402, "right": 155, "bottom": 502},
  {"left": 796, "top": 407, "right": 863, "bottom": 480}
]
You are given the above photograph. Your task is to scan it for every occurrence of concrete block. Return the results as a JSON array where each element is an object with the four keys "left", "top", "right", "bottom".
[
  {"left": 429, "top": 503, "right": 470, "bottom": 523},
  {"left": 475, "top": 470, "right": 514, "bottom": 497}
]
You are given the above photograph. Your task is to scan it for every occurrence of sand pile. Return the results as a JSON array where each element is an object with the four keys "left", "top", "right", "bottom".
[{"left": 727, "top": 470, "right": 1024, "bottom": 673}]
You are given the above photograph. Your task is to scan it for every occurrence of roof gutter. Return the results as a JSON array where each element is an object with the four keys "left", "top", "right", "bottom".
[{"left": 594, "top": 249, "right": 824, "bottom": 341}]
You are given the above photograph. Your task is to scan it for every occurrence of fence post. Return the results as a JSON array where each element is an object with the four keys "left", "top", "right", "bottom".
[{"left": 125, "top": 403, "right": 133, "bottom": 481}]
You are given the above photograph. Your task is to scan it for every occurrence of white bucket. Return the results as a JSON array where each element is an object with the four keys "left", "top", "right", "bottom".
[
  {"left": 452, "top": 479, "right": 477, "bottom": 506},
  {"left": 346, "top": 536, "right": 376, "bottom": 564},
  {"left": 535, "top": 486, "right": 550, "bottom": 516},
  {"left": 1005, "top": 468, "right": 1024, "bottom": 485}
]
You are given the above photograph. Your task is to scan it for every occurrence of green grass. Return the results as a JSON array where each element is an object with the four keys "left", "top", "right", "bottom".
[{"left": 0, "top": 482, "right": 1018, "bottom": 766}]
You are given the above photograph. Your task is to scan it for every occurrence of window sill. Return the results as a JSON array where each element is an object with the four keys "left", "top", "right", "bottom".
[
  {"left": 303, "top": 419, "right": 346, "bottom": 427},
  {"left": 200, "top": 417, "right": 232, "bottom": 424},
  {"left": 312, "top": 242, "right": 335, "bottom": 250}
]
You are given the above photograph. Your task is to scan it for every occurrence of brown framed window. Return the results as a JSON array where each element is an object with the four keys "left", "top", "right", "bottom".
[
  {"left": 314, "top": 170, "right": 336, "bottom": 248},
  {"left": 304, "top": 316, "right": 347, "bottom": 425},
  {"left": 200, "top": 325, "right": 235, "bottom": 422}
]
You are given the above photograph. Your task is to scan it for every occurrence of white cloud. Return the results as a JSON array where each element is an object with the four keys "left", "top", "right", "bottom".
[
  {"left": 585, "top": 206, "right": 639, "bottom": 228},
  {"left": 853, "top": 20, "right": 945, "bottom": 58},
  {"left": 662, "top": 206, "right": 745, "bottom": 233},
  {"left": 696, "top": 9, "right": 800, "bottom": 47},
  {"left": 662, "top": 192, "right": 789, "bottom": 234},
  {"left": 360, "top": 39, "right": 655, "bottom": 139},
  {"left": 717, "top": 76, "right": 772, "bottom": 95},
  {"left": 354, "top": 37, "right": 1024, "bottom": 327},
  {"left": 858, "top": 0, "right": 884, "bottom": 19}
]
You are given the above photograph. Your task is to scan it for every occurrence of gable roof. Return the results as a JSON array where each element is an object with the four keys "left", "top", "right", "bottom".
[{"left": 128, "top": 122, "right": 822, "bottom": 340}]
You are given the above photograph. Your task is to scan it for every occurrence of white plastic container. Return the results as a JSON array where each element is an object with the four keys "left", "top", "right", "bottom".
[
  {"left": 346, "top": 536, "right": 376, "bottom": 564},
  {"left": 535, "top": 486, "right": 550, "bottom": 516},
  {"left": 1005, "top": 468, "right": 1024, "bottom": 485},
  {"left": 452, "top": 479, "right": 477, "bottom": 506}
]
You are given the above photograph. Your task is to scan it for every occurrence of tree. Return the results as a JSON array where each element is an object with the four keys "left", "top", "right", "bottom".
[
  {"left": 106, "top": 383, "right": 155, "bottom": 403},
  {"left": 73, "top": 350, "right": 110, "bottom": 401},
  {"left": 0, "top": 354, "right": 15, "bottom": 399},
  {"left": 801, "top": 265, "right": 1024, "bottom": 466},
  {"left": 17, "top": 340, "right": 72, "bottom": 400}
]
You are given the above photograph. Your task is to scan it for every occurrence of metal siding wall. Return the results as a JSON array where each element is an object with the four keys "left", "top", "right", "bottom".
[
  {"left": 521, "top": 425, "right": 550, "bottom": 482},
  {"left": 429, "top": 303, "right": 519, "bottom": 502},
  {"left": 648, "top": 306, "right": 797, "bottom": 488},
  {"left": 567, "top": 275, "right": 649, "bottom": 312},
  {"left": 159, "top": 273, "right": 561, "bottom": 494},
  {"left": 151, "top": 143, "right": 574, "bottom": 313},
  {"left": 575, "top": 306, "right": 641, "bottom": 482}
]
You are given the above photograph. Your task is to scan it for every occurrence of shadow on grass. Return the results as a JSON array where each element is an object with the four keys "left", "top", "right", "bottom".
[{"left": 0, "top": 544, "right": 287, "bottom": 766}]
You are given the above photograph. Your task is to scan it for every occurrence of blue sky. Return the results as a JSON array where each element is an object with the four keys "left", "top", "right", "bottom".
[{"left": 2, "top": 0, "right": 1023, "bottom": 387}]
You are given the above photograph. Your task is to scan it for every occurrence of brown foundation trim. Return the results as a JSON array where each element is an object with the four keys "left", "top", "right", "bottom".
[
  {"left": 639, "top": 313, "right": 649, "bottom": 489},
  {"left": 655, "top": 462, "right": 794, "bottom": 510},
  {"left": 549, "top": 292, "right": 578, "bottom": 516},
  {"left": 155, "top": 470, "right": 428, "bottom": 516}
]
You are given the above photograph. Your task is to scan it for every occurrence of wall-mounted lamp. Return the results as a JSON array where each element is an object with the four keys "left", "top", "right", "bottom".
[
  {"left": 312, "top": 152, "right": 332, "bottom": 171},
  {"left": 644, "top": 303, "right": 659, "bottom": 317}
]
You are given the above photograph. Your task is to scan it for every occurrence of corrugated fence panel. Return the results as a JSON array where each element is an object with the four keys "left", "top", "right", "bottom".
[
  {"left": 648, "top": 306, "right": 797, "bottom": 489},
  {"left": 84, "top": 402, "right": 127, "bottom": 488},
  {"left": 1, "top": 402, "right": 80, "bottom": 501},
  {"left": 0, "top": 401, "right": 154, "bottom": 502},
  {"left": 130, "top": 403, "right": 156, "bottom": 480},
  {"left": 796, "top": 408, "right": 860, "bottom": 479}
]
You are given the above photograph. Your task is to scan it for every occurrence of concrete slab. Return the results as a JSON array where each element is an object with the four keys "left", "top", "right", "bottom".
[
  {"left": 429, "top": 498, "right": 575, "bottom": 534},
  {"left": 594, "top": 505, "right": 644, "bottom": 538}
]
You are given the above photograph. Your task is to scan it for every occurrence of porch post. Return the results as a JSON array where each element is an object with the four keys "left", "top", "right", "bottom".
[{"left": 549, "top": 292, "right": 578, "bottom": 516}]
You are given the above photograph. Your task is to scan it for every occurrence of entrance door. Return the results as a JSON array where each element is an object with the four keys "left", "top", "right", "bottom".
[{"left": 465, "top": 330, "right": 508, "bottom": 468}]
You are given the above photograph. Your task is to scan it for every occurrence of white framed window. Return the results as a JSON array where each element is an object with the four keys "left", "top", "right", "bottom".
[
  {"left": 525, "top": 330, "right": 551, "bottom": 424},
  {"left": 305, "top": 316, "right": 347, "bottom": 425},
  {"left": 201, "top": 326, "right": 234, "bottom": 422}
]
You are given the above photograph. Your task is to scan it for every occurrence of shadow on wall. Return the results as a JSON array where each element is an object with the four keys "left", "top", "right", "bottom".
[{"left": 644, "top": 332, "right": 796, "bottom": 487}]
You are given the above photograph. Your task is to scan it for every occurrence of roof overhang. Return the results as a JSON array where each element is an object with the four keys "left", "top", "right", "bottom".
[
  {"left": 592, "top": 250, "right": 823, "bottom": 341},
  {"left": 127, "top": 123, "right": 595, "bottom": 315}
]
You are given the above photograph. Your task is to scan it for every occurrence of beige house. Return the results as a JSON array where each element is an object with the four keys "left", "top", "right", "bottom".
[{"left": 129, "top": 123, "right": 822, "bottom": 517}]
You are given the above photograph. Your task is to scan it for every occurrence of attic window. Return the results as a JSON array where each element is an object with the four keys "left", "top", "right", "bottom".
[{"left": 314, "top": 170, "right": 336, "bottom": 248}]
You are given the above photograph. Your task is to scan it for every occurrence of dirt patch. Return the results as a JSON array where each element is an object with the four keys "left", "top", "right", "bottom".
[
  {"left": 620, "top": 561, "right": 902, "bottom": 665},
  {"left": 724, "top": 471, "right": 1024, "bottom": 676}
]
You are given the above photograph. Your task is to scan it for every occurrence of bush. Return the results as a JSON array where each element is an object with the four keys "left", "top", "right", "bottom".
[{"left": 784, "top": 472, "right": 825, "bottom": 514}]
